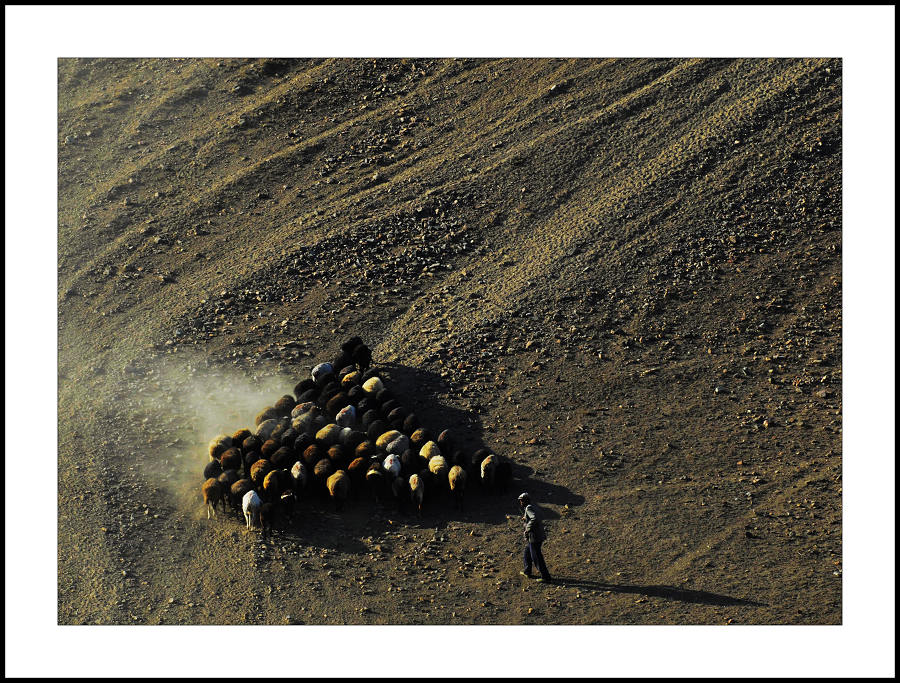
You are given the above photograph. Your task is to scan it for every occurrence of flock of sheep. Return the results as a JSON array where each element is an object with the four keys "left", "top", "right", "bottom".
[{"left": 200, "top": 336, "right": 512, "bottom": 534}]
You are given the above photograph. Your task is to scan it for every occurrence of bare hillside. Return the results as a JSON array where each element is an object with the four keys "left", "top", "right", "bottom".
[{"left": 57, "top": 57, "right": 842, "bottom": 625}]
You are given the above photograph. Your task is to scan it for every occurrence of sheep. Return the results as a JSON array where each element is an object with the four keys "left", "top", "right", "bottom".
[
  {"left": 448, "top": 465, "right": 467, "bottom": 511},
  {"left": 361, "top": 368, "right": 381, "bottom": 382},
  {"left": 303, "top": 444, "right": 324, "bottom": 468},
  {"left": 366, "top": 420, "right": 388, "bottom": 441},
  {"left": 420, "top": 440, "right": 441, "bottom": 462},
  {"left": 346, "top": 383, "right": 365, "bottom": 403},
  {"left": 316, "top": 423, "right": 343, "bottom": 447},
  {"left": 293, "top": 407, "right": 324, "bottom": 435},
  {"left": 355, "top": 439, "right": 376, "bottom": 460},
  {"left": 242, "top": 435, "right": 261, "bottom": 454},
  {"left": 218, "top": 469, "right": 240, "bottom": 511},
  {"left": 340, "top": 428, "right": 367, "bottom": 453},
  {"left": 383, "top": 453, "right": 402, "bottom": 479},
  {"left": 409, "top": 473, "right": 425, "bottom": 517},
  {"left": 208, "top": 434, "right": 233, "bottom": 462},
  {"left": 375, "top": 388, "right": 395, "bottom": 407},
  {"left": 255, "top": 406, "right": 280, "bottom": 426},
  {"left": 311, "top": 362, "right": 334, "bottom": 385},
  {"left": 260, "top": 439, "right": 280, "bottom": 459},
  {"left": 437, "top": 429, "right": 455, "bottom": 455},
  {"left": 279, "top": 427, "right": 298, "bottom": 448},
  {"left": 259, "top": 502, "right": 276, "bottom": 538},
  {"left": 480, "top": 453, "right": 498, "bottom": 492},
  {"left": 387, "top": 408, "right": 408, "bottom": 430},
  {"left": 365, "top": 461, "right": 388, "bottom": 505},
  {"left": 362, "top": 376, "right": 383, "bottom": 395},
  {"left": 410, "top": 428, "right": 431, "bottom": 451},
  {"left": 381, "top": 399, "right": 402, "bottom": 416},
  {"left": 356, "top": 397, "right": 376, "bottom": 415},
  {"left": 361, "top": 409, "right": 381, "bottom": 429},
  {"left": 219, "top": 447, "right": 242, "bottom": 472},
  {"left": 255, "top": 417, "right": 285, "bottom": 442},
  {"left": 294, "top": 378, "right": 317, "bottom": 400},
  {"left": 243, "top": 490, "right": 262, "bottom": 529},
  {"left": 341, "top": 371, "right": 361, "bottom": 389},
  {"left": 347, "top": 456, "right": 368, "bottom": 498},
  {"left": 250, "top": 458, "right": 273, "bottom": 489},
  {"left": 203, "top": 459, "right": 222, "bottom": 480},
  {"left": 326, "top": 391, "right": 351, "bottom": 416},
  {"left": 242, "top": 449, "right": 260, "bottom": 476},
  {"left": 231, "top": 428, "right": 252, "bottom": 449},
  {"left": 327, "top": 444, "right": 348, "bottom": 470},
  {"left": 375, "top": 429, "right": 402, "bottom": 450},
  {"left": 263, "top": 469, "right": 283, "bottom": 501},
  {"left": 274, "top": 394, "right": 296, "bottom": 417},
  {"left": 293, "top": 432, "right": 314, "bottom": 454},
  {"left": 290, "top": 460, "right": 308, "bottom": 496},
  {"left": 335, "top": 404, "right": 356, "bottom": 428},
  {"left": 202, "top": 478, "right": 225, "bottom": 519},
  {"left": 326, "top": 470, "right": 351, "bottom": 512},
  {"left": 400, "top": 449, "right": 418, "bottom": 478},
  {"left": 333, "top": 351, "right": 354, "bottom": 373},
  {"left": 230, "top": 478, "right": 254, "bottom": 513},
  {"left": 279, "top": 489, "right": 298, "bottom": 524},
  {"left": 402, "top": 413, "right": 420, "bottom": 433},
  {"left": 297, "top": 387, "right": 319, "bottom": 403},
  {"left": 319, "top": 382, "right": 343, "bottom": 407},
  {"left": 386, "top": 433, "right": 410, "bottom": 456},
  {"left": 313, "top": 458, "right": 335, "bottom": 498},
  {"left": 270, "top": 422, "right": 288, "bottom": 443},
  {"left": 271, "top": 446, "right": 294, "bottom": 470},
  {"left": 291, "top": 401, "right": 316, "bottom": 419},
  {"left": 428, "top": 454, "right": 449, "bottom": 485}
]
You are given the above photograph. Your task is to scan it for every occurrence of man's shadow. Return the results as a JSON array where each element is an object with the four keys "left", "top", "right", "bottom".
[{"left": 548, "top": 576, "right": 768, "bottom": 607}]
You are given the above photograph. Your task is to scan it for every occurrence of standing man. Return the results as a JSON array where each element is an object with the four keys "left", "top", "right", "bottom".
[{"left": 518, "top": 492, "right": 552, "bottom": 583}]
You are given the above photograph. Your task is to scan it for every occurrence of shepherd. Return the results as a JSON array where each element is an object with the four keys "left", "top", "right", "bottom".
[{"left": 518, "top": 492, "right": 552, "bottom": 583}]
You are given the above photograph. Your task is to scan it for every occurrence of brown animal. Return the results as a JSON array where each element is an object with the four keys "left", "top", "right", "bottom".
[
  {"left": 326, "top": 470, "right": 350, "bottom": 512},
  {"left": 202, "top": 478, "right": 225, "bottom": 519}
]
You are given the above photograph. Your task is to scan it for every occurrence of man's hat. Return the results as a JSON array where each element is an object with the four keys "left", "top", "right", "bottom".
[{"left": 518, "top": 492, "right": 530, "bottom": 502}]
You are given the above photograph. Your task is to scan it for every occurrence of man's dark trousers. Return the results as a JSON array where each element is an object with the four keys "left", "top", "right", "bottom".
[{"left": 524, "top": 541, "right": 551, "bottom": 580}]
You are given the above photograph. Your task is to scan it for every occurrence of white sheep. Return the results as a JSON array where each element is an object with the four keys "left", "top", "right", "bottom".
[
  {"left": 242, "top": 489, "right": 262, "bottom": 530},
  {"left": 362, "top": 376, "right": 384, "bottom": 395},
  {"left": 335, "top": 404, "right": 357, "bottom": 428},
  {"left": 383, "top": 453, "right": 402, "bottom": 479},
  {"left": 386, "top": 433, "right": 410, "bottom": 456},
  {"left": 312, "top": 362, "right": 334, "bottom": 384}
]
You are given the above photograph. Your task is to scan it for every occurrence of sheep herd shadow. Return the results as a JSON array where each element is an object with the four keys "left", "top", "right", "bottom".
[{"left": 239, "top": 362, "right": 584, "bottom": 552}]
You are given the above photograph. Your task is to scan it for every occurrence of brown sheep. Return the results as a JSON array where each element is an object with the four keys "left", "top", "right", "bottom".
[
  {"left": 326, "top": 470, "right": 350, "bottom": 512},
  {"left": 448, "top": 465, "right": 467, "bottom": 511},
  {"left": 242, "top": 435, "right": 261, "bottom": 454},
  {"left": 250, "top": 458, "right": 274, "bottom": 489},
  {"left": 313, "top": 458, "right": 335, "bottom": 495},
  {"left": 208, "top": 435, "right": 233, "bottom": 462},
  {"left": 230, "top": 478, "right": 254, "bottom": 513},
  {"left": 303, "top": 444, "right": 324, "bottom": 468},
  {"left": 231, "top": 428, "right": 252, "bottom": 449},
  {"left": 327, "top": 444, "right": 347, "bottom": 469},
  {"left": 347, "top": 456, "right": 368, "bottom": 499},
  {"left": 263, "top": 469, "right": 283, "bottom": 501},
  {"left": 274, "top": 394, "right": 296, "bottom": 417},
  {"left": 271, "top": 446, "right": 294, "bottom": 470},
  {"left": 255, "top": 406, "right": 279, "bottom": 426},
  {"left": 220, "top": 447, "right": 242, "bottom": 472},
  {"left": 201, "top": 478, "right": 225, "bottom": 519},
  {"left": 260, "top": 439, "right": 279, "bottom": 458}
]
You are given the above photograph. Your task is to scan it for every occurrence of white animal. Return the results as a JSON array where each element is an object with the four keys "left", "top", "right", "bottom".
[
  {"left": 242, "top": 490, "right": 262, "bottom": 530},
  {"left": 336, "top": 405, "right": 357, "bottom": 428},
  {"left": 383, "top": 453, "right": 401, "bottom": 478}
]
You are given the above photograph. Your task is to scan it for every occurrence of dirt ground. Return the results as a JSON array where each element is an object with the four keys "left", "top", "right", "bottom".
[{"left": 57, "top": 57, "right": 842, "bottom": 626}]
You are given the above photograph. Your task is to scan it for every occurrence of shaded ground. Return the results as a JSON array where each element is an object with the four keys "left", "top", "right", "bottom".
[{"left": 57, "top": 57, "right": 841, "bottom": 624}]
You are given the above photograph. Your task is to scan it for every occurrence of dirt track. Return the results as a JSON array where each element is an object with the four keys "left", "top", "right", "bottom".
[{"left": 57, "top": 57, "right": 842, "bottom": 625}]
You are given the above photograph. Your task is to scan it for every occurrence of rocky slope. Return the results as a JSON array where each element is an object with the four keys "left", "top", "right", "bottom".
[{"left": 58, "top": 57, "right": 842, "bottom": 624}]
